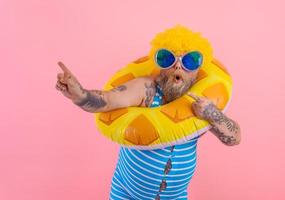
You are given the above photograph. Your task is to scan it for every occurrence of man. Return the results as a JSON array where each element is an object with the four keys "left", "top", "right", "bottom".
[{"left": 56, "top": 26, "right": 241, "bottom": 199}]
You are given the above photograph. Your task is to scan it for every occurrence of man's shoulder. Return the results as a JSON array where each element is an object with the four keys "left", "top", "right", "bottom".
[
  {"left": 133, "top": 76, "right": 156, "bottom": 85},
  {"left": 130, "top": 76, "right": 157, "bottom": 94},
  {"left": 128, "top": 76, "right": 157, "bottom": 107}
]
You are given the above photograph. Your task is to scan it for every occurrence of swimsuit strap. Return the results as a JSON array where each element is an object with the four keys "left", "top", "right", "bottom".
[{"left": 150, "top": 84, "right": 164, "bottom": 108}]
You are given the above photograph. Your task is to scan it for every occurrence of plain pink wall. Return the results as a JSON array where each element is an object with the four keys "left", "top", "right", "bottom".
[{"left": 1, "top": 0, "right": 284, "bottom": 199}]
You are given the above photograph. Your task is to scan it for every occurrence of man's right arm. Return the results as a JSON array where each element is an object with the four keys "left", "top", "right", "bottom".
[{"left": 72, "top": 77, "right": 156, "bottom": 113}]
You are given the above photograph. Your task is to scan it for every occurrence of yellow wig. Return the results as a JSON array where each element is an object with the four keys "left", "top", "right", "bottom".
[{"left": 148, "top": 25, "right": 213, "bottom": 69}]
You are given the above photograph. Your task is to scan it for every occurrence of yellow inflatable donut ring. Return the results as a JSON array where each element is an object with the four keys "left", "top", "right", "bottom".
[{"left": 94, "top": 55, "right": 233, "bottom": 150}]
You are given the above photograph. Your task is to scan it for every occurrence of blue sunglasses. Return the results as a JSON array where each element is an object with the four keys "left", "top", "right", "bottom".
[{"left": 154, "top": 48, "right": 203, "bottom": 71}]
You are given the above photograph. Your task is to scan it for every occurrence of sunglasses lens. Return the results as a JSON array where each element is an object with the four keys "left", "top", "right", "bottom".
[
  {"left": 156, "top": 49, "right": 176, "bottom": 68},
  {"left": 182, "top": 51, "right": 203, "bottom": 70}
]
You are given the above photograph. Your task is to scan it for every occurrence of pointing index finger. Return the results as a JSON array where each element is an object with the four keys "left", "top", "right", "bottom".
[
  {"left": 58, "top": 61, "right": 72, "bottom": 74},
  {"left": 187, "top": 92, "right": 201, "bottom": 101}
]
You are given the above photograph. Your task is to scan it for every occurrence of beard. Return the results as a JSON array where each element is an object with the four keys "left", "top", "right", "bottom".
[{"left": 155, "top": 72, "right": 195, "bottom": 103}]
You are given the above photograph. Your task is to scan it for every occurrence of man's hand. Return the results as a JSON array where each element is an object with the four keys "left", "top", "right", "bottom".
[
  {"left": 187, "top": 92, "right": 241, "bottom": 146},
  {"left": 55, "top": 61, "right": 87, "bottom": 102},
  {"left": 187, "top": 92, "right": 216, "bottom": 121}
]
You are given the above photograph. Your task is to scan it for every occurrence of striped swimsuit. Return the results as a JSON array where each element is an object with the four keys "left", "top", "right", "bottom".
[{"left": 110, "top": 84, "right": 201, "bottom": 200}]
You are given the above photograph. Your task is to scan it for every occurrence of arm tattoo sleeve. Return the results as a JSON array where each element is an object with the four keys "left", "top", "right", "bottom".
[
  {"left": 73, "top": 89, "right": 107, "bottom": 112},
  {"left": 203, "top": 103, "right": 239, "bottom": 133},
  {"left": 203, "top": 103, "right": 240, "bottom": 145},
  {"left": 111, "top": 85, "right": 127, "bottom": 92},
  {"left": 210, "top": 126, "right": 238, "bottom": 146}
]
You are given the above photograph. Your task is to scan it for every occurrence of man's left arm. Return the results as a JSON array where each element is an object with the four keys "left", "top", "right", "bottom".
[{"left": 188, "top": 92, "right": 241, "bottom": 146}]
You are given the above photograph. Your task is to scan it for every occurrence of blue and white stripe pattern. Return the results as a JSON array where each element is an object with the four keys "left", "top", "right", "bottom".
[{"left": 110, "top": 84, "right": 200, "bottom": 200}]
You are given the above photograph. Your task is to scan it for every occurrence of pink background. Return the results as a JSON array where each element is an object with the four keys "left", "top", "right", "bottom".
[{"left": 1, "top": 0, "right": 284, "bottom": 199}]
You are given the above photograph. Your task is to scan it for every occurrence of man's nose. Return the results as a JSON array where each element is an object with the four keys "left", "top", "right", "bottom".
[{"left": 174, "top": 60, "right": 182, "bottom": 70}]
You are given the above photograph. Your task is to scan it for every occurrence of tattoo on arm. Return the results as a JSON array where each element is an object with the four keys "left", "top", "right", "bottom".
[
  {"left": 202, "top": 103, "right": 240, "bottom": 145},
  {"left": 144, "top": 82, "right": 156, "bottom": 107},
  {"left": 202, "top": 103, "right": 239, "bottom": 133},
  {"left": 210, "top": 127, "right": 237, "bottom": 146},
  {"left": 73, "top": 89, "right": 107, "bottom": 112},
  {"left": 111, "top": 85, "right": 127, "bottom": 92}
]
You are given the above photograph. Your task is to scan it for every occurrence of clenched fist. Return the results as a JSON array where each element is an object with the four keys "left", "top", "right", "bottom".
[{"left": 55, "top": 61, "right": 87, "bottom": 102}]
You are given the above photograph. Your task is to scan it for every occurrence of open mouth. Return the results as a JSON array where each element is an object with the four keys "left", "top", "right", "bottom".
[{"left": 174, "top": 74, "right": 183, "bottom": 83}]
